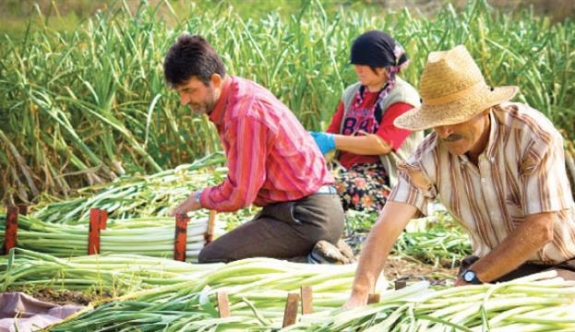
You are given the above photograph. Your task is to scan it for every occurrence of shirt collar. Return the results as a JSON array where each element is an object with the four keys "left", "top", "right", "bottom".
[
  {"left": 457, "top": 109, "right": 498, "bottom": 164},
  {"left": 209, "top": 75, "right": 232, "bottom": 125}
]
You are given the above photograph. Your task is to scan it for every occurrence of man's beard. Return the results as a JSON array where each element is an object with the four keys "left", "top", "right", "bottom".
[{"left": 191, "top": 94, "right": 216, "bottom": 115}]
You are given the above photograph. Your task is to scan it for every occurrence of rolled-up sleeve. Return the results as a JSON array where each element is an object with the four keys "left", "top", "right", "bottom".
[
  {"left": 520, "top": 133, "right": 573, "bottom": 215},
  {"left": 389, "top": 161, "right": 435, "bottom": 215}
]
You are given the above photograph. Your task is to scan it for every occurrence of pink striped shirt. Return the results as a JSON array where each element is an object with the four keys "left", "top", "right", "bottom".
[
  {"left": 391, "top": 103, "right": 575, "bottom": 263},
  {"left": 199, "top": 76, "right": 334, "bottom": 212}
]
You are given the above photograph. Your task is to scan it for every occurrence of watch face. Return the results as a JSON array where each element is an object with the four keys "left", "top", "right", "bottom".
[{"left": 463, "top": 271, "right": 475, "bottom": 282}]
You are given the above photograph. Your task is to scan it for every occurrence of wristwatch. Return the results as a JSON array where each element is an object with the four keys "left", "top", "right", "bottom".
[{"left": 462, "top": 269, "right": 482, "bottom": 284}]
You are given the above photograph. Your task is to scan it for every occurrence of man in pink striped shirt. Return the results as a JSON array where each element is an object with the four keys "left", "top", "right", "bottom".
[
  {"left": 163, "top": 34, "right": 350, "bottom": 264},
  {"left": 345, "top": 45, "right": 575, "bottom": 308}
]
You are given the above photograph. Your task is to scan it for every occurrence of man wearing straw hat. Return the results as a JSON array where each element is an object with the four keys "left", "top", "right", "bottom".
[{"left": 345, "top": 45, "right": 575, "bottom": 307}]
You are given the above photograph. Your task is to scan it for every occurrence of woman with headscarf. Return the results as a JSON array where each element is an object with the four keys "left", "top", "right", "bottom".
[{"left": 310, "top": 30, "right": 422, "bottom": 213}]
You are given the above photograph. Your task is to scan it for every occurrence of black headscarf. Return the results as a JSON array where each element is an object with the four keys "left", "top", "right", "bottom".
[{"left": 350, "top": 30, "right": 409, "bottom": 68}]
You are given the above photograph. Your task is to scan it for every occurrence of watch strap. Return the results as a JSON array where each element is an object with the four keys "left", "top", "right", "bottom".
[{"left": 462, "top": 269, "right": 482, "bottom": 284}]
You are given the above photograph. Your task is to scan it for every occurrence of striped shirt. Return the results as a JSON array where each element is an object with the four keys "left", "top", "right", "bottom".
[
  {"left": 390, "top": 102, "right": 575, "bottom": 263},
  {"left": 200, "top": 76, "right": 334, "bottom": 212}
]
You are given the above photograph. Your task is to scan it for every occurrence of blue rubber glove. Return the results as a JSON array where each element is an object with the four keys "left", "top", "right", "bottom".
[{"left": 310, "top": 131, "right": 336, "bottom": 155}]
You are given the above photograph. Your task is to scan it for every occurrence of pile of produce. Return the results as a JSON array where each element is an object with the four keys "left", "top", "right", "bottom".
[
  {"left": 0, "top": 214, "right": 215, "bottom": 261},
  {"left": 2, "top": 250, "right": 574, "bottom": 331}
]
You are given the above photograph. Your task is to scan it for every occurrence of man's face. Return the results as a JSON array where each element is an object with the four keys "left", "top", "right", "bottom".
[
  {"left": 176, "top": 75, "right": 219, "bottom": 115},
  {"left": 432, "top": 110, "right": 491, "bottom": 158}
]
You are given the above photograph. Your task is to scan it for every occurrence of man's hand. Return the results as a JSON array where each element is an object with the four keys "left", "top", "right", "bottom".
[
  {"left": 342, "top": 293, "right": 368, "bottom": 309},
  {"left": 461, "top": 212, "right": 555, "bottom": 284},
  {"left": 170, "top": 191, "right": 202, "bottom": 216},
  {"left": 310, "top": 131, "right": 336, "bottom": 155},
  {"left": 454, "top": 276, "right": 470, "bottom": 287}
]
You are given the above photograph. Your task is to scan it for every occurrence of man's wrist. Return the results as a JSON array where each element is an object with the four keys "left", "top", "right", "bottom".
[
  {"left": 195, "top": 190, "right": 203, "bottom": 207},
  {"left": 461, "top": 269, "right": 483, "bottom": 285},
  {"left": 350, "top": 283, "right": 371, "bottom": 299}
]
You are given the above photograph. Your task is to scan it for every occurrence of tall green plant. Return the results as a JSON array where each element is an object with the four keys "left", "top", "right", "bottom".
[{"left": 0, "top": 0, "right": 573, "bottom": 203}]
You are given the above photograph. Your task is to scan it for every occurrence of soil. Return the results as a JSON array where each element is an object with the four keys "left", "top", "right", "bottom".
[
  {"left": 345, "top": 232, "right": 460, "bottom": 287},
  {"left": 383, "top": 255, "right": 458, "bottom": 287},
  {"left": 31, "top": 288, "right": 98, "bottom": 306}
]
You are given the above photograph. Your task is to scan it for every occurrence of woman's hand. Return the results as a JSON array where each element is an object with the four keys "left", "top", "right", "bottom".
[{"left": 310, "top": 131, "right": 336, "bottom": 155}]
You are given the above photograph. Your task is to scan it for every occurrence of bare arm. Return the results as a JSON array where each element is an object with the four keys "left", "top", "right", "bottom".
[
  {"left": 456, "top": 212, "right": 554, "bottom": 285},
  {"left": 343, "top": 201, "right": 418, "bottom": 308},
  {"left": 334, "top": 133, "right": 392, "bottom": 155},
  {"left": 170, "top": 190, "right": 203, "bottom": 216}
]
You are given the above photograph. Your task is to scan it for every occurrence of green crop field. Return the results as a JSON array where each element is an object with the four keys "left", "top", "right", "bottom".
[{"left": 1, "top": 0, "right": 574, "bottom": 204}]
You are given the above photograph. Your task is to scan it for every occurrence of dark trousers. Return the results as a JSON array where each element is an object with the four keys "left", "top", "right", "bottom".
[
  {"left": 458, "top": 255, "right": 575, "bottom": 282},
  {"left": 198, "top": 192, "right": 345, "bottom": 263}
]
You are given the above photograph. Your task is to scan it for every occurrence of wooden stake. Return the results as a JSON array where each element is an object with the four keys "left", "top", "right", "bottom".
[
  {"left": 367, "top": 293, "right": 380, "bottom": 304},
  {"left": 394, "top": 279, "right": 407, "bottom": 290},
  {"left": 100, "top": 210, "right": 108, "bottom": 230},
  {"left": 88, "top": 209, "right": 107, "bottom": 255},
  {"left": 204, "top": 210, "right": 217, "bottom": 245},
  {"left": 174, "top": 213, "right": 190, "bottom": 261},
  {"left": 3, "top": 206, "right": 19, "bottom": 255},
  {"left": 282, "top": 293, "right": 300, "bottom": 327},
  {"left": 217, "top": 291, "right": 230, "bottom": 318},
  {"left": 300, "top": 286, "right": 313, "bottom": 315}
]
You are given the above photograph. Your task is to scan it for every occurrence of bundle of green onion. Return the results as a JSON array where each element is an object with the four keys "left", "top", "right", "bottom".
[
  {"left": 46, "top": 264, "right": 575, "bottom": 331},
  {"left": 0, "top": 213, "right": 221, "bottom": 262},
  {"left": 287, "top": 271, "right": 575, "bottom": 331},
  {"left": 4, "top": 249, "right": 575, "bottom": 331},
  {"left": 30, "top": 153, "right": 228, "bottom": 224},
  {"left": 28, "top": 256, "right": 363, "bottom": 331},
  {"left": 0, "top": 248, "right": 223, "bottom": 293}
]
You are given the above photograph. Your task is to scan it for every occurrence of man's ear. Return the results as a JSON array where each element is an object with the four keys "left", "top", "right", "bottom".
[{"left": 211, "top": 73, "right": 222, "bottom": 88}]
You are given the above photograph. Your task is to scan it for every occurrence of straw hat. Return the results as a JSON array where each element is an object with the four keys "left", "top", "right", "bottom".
[{"left": 394, "top": 45, "right": 518, "bottom": 131}]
